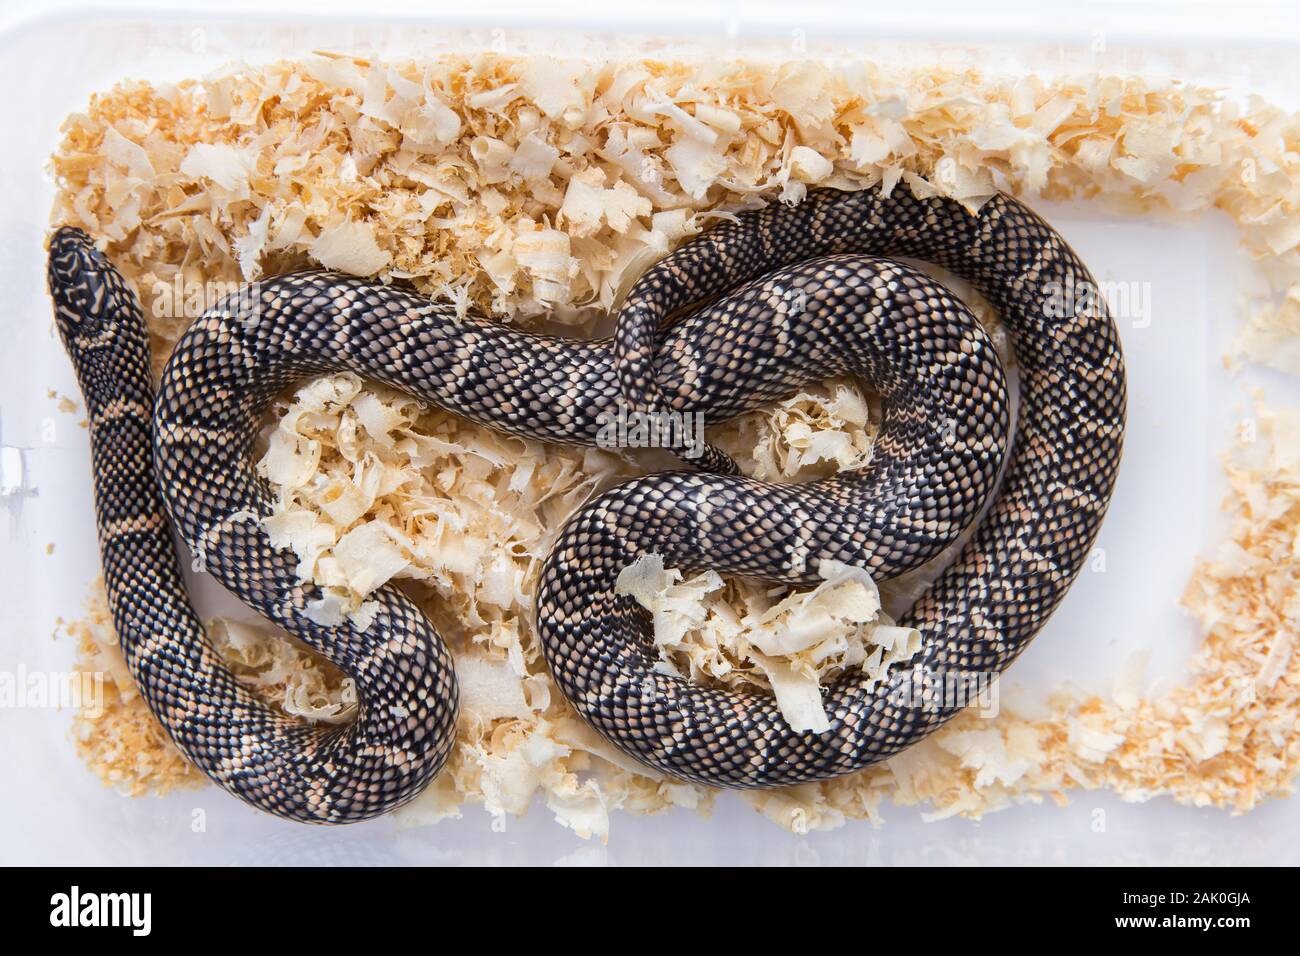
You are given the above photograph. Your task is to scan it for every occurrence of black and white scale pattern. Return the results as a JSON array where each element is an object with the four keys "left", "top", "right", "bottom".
[
  {"left": 544, "top": 187, "right": 1127, "bottom": 785},
  {"left": 48, "top": 185, "right": 1125, "bottom": 821}
]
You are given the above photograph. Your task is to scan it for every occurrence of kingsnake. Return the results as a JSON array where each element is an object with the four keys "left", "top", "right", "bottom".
[{"left": 48, "top": 185, "right": 1125, "bottom": 823}]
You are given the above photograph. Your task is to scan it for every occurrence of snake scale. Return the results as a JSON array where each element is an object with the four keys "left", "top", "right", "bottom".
[{"left": 48, "top": 186, "right": 1125, "bottom": 823}]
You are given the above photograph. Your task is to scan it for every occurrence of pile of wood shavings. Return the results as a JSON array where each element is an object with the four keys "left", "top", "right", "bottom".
[
  {"left": 614, "top": 553, "right": 921, "bottom": 734},
  {"left": 48, "top": 54, "right": 1300, "bottom": 837}
]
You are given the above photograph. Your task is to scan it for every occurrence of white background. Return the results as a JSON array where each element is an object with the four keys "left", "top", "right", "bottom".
[{"left": 1, "top": 0, "right": 1299, "bottom": 865}]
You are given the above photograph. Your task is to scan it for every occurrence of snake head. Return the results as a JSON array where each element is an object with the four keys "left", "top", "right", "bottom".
[{"left": 47, "top": 226, "right": 136, "bottom": 352}]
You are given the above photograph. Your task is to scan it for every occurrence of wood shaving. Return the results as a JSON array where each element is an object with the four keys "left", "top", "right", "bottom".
[
  {"left": 614, "top": 554, "right": 919, "bottom": 734},
  {"left": 49, "top": 54, "right": 1300, "bottom": 838}
]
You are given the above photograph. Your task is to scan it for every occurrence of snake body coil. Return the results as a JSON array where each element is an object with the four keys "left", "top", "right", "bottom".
[{"left": 49, "top": 186, "right": 1125, "bottom": 822}]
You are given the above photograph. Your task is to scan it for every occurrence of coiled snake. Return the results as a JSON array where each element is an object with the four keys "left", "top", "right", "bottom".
[{"left": 48, "top": 186, "right": 1125, "bottom": 823}]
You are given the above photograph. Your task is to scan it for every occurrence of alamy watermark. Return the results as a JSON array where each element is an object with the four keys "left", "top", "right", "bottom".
[
  {"left": 596, "top": 402, "right": 706, "bottom": 460},
  {"left": 886, "top": 664, "right": 999, "bottom": 717},
  {"left": 1042, "top": 274, "right": 1151, "bottom": 329},
  {"left": 0, "top": 665, "right": 103, "bottom": 717},
  {"left": 151, "top": 275, "right": 264, "bottom": 326},
  {"left": 50, "top": 886, "right": 151, "bottom": 936}
]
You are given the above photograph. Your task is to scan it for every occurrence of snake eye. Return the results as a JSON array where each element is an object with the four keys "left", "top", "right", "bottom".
[{"left": 48, "top": 226, "right": 115, "bottom": 338}]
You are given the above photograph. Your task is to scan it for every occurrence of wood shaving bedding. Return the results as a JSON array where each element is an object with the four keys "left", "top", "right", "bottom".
[
  {"left": 614, "top": 553, "right": 921, "bottom": 734},
  {"left": 48, "top": 54, "right": 1300, "bottom": 838}
]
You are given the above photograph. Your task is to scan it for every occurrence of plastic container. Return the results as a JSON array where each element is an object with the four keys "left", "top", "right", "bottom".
[{"left": 3, "top": 0, "right": 1299, "bottom": 864}]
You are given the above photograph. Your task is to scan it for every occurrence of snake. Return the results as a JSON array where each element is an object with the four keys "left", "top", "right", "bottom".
[{"left": 48, "top": 185, "right": 1125, "bottom": 823}]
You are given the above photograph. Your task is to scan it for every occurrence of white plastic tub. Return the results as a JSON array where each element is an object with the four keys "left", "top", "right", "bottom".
[{"left": 3, "top": 0, "right": 1299, "bottom": 865}]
